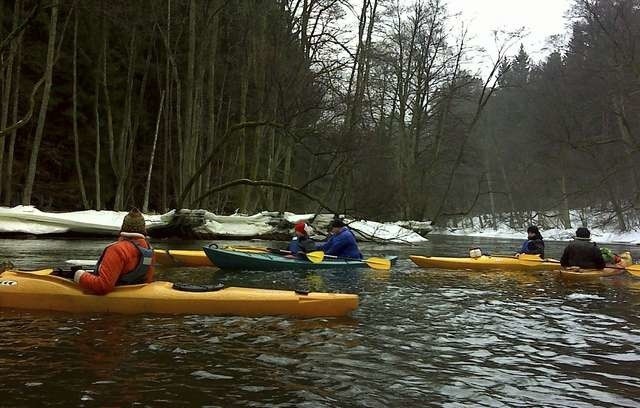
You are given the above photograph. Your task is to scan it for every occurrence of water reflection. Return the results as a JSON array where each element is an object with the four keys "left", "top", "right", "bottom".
[{"left": 0, "top": 236, "right": 639, "bottom": 406}]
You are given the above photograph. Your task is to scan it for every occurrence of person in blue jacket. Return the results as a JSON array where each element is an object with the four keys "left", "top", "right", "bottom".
[
  {"left": 318, "top": 218, "right": 362, "bottom": 259},
  {"left": 518, "top": 225, "right": 545, "bottom": 258}
]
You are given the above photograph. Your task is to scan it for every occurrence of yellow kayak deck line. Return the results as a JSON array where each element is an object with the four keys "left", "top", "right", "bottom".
[
  {"left": 0, "top": 269, "right": 358, "bottom": 317},
  {"left": 409, "top": 254, "right": 561, "bottom": 271},
  {"left": 153, "top": 249, "right": 213, "bottom": 267}
]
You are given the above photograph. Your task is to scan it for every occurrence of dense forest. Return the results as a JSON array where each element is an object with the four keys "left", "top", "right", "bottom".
[{"left": 0, "top": 0, "right": 638, "bottom": 230}]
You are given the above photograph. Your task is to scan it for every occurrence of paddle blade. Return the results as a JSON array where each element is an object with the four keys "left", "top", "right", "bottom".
[
  {"left": 365, "top": 257, "right": 391, "bottom": 270},
  {"left": 305, "top": 251, "right": 325, "bottom": 263}
]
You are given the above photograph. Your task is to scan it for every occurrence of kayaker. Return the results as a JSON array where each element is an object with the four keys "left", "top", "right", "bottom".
[
  {"left": 73, "top": 208, "right": 155, "bottom": 295},
  {"left": 288, "top": 222, "right": 316, "bottom": 256},
  {"left": 518, "top": 225, "right": 545, "bottom": 258},
  {"left": 560, "top": 227, "right": 606, "bottom": 270},
  {"left": 317, "top": 218, "right": 362, "bottom": 260}
]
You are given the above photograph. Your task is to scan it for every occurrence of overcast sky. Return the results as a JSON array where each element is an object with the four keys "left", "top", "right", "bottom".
[{"left": 446, "top": 0, "right": 574, "bottom": 75}]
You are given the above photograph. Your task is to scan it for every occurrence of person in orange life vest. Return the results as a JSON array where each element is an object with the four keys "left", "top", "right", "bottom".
[{"left": 74, "top": 208, "right": 155, "bottom": 295}]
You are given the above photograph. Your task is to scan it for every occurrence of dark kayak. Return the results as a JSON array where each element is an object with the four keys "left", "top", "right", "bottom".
[{"left": 203, "top": 245, "right": 398, "bottom": 271}]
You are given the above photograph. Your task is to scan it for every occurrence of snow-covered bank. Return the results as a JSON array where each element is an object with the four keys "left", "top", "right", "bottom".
[
  {"left": 433, "top": 210, "right": 640, "bottom": 245},
  {"left": 0, "top": 206, "right": 166, "bottom": 235},
  {"left": 0, "top": 206, "right": 428, "bottom": 244}
]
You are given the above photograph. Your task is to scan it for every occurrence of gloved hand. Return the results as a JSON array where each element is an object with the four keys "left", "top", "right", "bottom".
[{"left": 73, "top": 269, "right": 87, "bottom": 283}]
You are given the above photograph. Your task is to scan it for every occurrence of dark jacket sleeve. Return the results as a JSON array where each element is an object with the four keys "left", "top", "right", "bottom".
[
  {"left": 300, "top": 239, "right": 316, "bottom": 253},
  {"left": 529, "top": 240, "right": 545, "bottom": 257},
  {"left": 593, "top": 246, "right": 606, "bottom": 269},
  {"left": 318, "top": 235, "right": 334, "bottom": 252},
  {"left": 560, "top": 246, "right": 570, "bottom": 267}
]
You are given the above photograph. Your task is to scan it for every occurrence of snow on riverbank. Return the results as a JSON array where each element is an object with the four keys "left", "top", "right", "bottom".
[
  {"left": 282, "top": 213, "right": 428, "bottom": 243},
  {"left": 0, "top": 206, "right": 166, "bottom": 235},
  {"left": 432, "top": 210, "right": 640, "bottom": 245},
  {"left": 0, "top": 206, "right": 427, "bottom": 243}
]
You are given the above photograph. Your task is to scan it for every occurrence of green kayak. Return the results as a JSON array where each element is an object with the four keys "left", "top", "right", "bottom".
[{"left": 203, "top": 245, "right": 397, "bottom": 271}]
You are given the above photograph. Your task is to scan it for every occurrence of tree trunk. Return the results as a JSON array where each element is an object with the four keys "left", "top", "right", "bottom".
[
  {"left": 205, "top": 4, "right": 219, "bottom": 208},
  {"left": 112, "top": 28, "right": 137, "bottom": 210},
  {"left": 484, "top": 146, "right": 497, "bottom": 228},
  {"left": 4, "top": 0, "right": 23, "bottom": 205},
  {"left": 560, "top": 173, "right": 571, "bottom": 229},
  {"left": 94, "top": 64, "right": 101, "bottom": 210},
  {"left": 72, "top": 9, "right": 89, "bottom": 209},
  {"left": 23, "top": 0, "right": 58, "bottom": 205},
  {"left": 161, "top": 0, "right": 172, "bottom": 212},
  {"left": 143, "top": 92, "right": 165, "bottom": 213}
]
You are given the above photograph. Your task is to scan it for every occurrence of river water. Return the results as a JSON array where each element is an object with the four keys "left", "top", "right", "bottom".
[{"left": 1, "top": 235, "right": 639, "bottom": 407}]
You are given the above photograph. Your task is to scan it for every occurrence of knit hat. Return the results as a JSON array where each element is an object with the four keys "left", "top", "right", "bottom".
[
  {"left": 295, "top": 222, "right": 310, "bottom": 235},
  {"left": 527, "top": 225, "right": 540, "bottom": 235},
  {"left": 527, "top": 225, "right": 543, "bottom": 240},
  {"left": 329, "top": 218, "right": 345, "bottom": 229},
  {"left": 121, "top": 208, "right": 147, "bottom": 234},
  {"left": 575, "top": 227, "right": 590, "bottom": 239}
]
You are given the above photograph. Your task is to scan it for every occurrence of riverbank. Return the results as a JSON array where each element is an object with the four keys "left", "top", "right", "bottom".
[
  {"left": 433, "top": 209, "right": 640, "bottom": 245},
  {"left": 0, "top": 206, "right": 429, "bottom": 244}
]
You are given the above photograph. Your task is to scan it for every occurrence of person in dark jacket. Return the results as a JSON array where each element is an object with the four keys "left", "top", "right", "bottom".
[
  {"left": 288, "top": 222, "right": 316, "bottom": 256},
  {"left": 560, "top": 227, "right": 606, "bottom": 270},
  {"left": 519, "top": 225, "right": 545, "bottom": 258},
  {"left": 317, "top": 219, "right": 362, "bottom": 259}
]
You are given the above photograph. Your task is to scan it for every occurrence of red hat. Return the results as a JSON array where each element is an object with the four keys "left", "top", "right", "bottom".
[{"left": 295, "top": 222, "right": 308, "bottom": 234}]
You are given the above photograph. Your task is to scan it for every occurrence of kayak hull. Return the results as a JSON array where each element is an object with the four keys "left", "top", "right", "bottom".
[
  {"left": 556, "top": 268, "right": 625, "bottom": 279},
  {"left": 153, "top": 249, "right": 213, "bottom": 267},
  {"left": 203, "top": 246, "right": 397, "bottom": 271},
  {"left": 0, "top": 270, "right": 358, "bottom": 317},
  {"left": 409, "top": 254, "right": 560, "bottom": 271}
]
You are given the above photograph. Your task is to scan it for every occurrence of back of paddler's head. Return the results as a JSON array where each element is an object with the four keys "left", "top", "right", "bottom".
[
  {"left": 121, "top": 207, "right": 147, "bottom": 235},
  {"left": 575, "top": 227, "right": 591, "bottom": 240}
]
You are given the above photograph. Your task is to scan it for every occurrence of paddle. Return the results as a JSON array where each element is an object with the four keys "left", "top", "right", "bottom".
[
  {"left": 66, "top": 259, "right": 97, "bottom": 267},
  {"left": 227, "top": 246, "right": 391, "bottom": 270},
  {"left": 224, "top": 245, "right": 327, "bottom": 264},
  {"left": 310, "top": 251, "right": 391, "bottom": 270}
]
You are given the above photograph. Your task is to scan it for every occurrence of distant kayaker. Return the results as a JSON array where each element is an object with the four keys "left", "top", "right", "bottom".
[
  {"left": 73, "top": 208, "right": 155, "bottom": 295},
  {"left": 560, "top": 227, "right": 605, "bottom": 270},
  {"left": 317, "top": 218, "right": 362, "bottom": 260},
  {"left": 518, "top": 225, "right": 545, "bottom": 258},
  {"left": 288, "top": 222, "right": 316, "bottom": 256}
]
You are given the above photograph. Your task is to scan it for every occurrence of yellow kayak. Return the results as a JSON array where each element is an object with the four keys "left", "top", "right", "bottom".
[
  {"left": 409, "top": 254, "right": 560, "bottom": 271},
  {"left": 67, "top": 249, "right": 214, "bottom": 268},
  {"left": 556, "top": 267, "right": 626, "bottom": 279},
  {"left": 153, "top": 249, "right": 213, "bottom": 267},
  {"left": 0, "top": 269, "right": 358, "bottom": 317},
  {"left": 153, "top": 246, "right": 285, "bottom": 267}
]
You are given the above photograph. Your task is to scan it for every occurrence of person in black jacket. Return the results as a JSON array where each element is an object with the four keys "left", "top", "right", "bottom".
[
  {"left": 560, "top": 227, "right": 606, "bottom": 270},
  {"left": 519, "top": 225, "right": 545, "bottom": 258}
]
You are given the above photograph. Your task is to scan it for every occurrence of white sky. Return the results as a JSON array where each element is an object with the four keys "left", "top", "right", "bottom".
[{"left": 446, "top": 0, "right": 574, "bottom": 76}]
